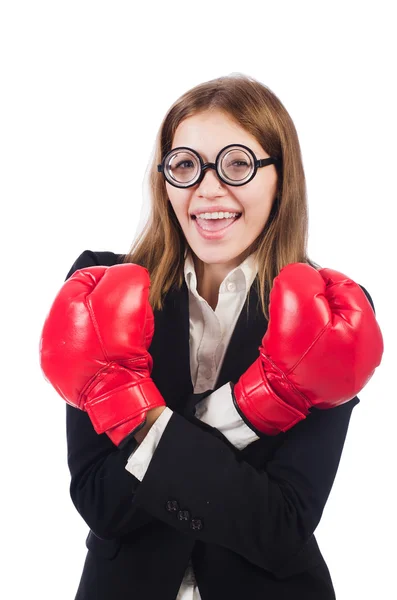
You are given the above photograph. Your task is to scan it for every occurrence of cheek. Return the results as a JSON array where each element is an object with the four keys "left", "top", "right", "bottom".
[
  {"left": 241, "top": 178, "right": 277, "bottom": 216},
  {"left": 166, "top": 187, "right": 191, "bottom": 223}
]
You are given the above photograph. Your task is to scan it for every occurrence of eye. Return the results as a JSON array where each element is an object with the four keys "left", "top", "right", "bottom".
[
  {"left": 174, "top": 160, "right": 195, "bottom": 170},
  {"left": 228, "top": 159, "right": 249, "bottom": 168}
]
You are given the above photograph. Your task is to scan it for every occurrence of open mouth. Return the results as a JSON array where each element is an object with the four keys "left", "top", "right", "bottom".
[
  {"left": 191, "top": 213, "right": 242, "bottom": 239},
  {"left": 192, "top": 213, "right": 242, "bottom": 232}
]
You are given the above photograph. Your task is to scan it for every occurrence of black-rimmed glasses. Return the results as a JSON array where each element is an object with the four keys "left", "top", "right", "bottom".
[{"left": 157, "top": 144, "right": 279, "bottom": 188}]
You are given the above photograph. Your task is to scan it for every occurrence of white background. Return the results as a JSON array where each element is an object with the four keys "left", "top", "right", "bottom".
[{"left": 1, "top": 1, "right": 395, "bottom": 598}]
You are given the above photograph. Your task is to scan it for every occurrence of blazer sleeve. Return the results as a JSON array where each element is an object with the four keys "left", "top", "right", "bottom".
[
  {"left": 65, "top": 250, "right": 156, "bottom": 538},
  {"left": 130, "top": 396, "right": 360, "bottom": 574},
  {"left": 128, "top": 282, "right": 375, "bottom": 574},
  {"left": 64, "top": 251, "right": 231, "bottom": 541}
]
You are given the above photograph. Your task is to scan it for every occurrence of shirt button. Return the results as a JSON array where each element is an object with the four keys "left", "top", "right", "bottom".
[
  {"left": 165, "top": 500, "right": 179, "bottom": 512},
  {"left": 190, "top": 518, "right": 204, "bottom": 531},
  {"left": 177, "top": 510, "right": 190, "bottom": 521},
  {"left": 227, "top": 282, "right": 236, "bottom": 292}
]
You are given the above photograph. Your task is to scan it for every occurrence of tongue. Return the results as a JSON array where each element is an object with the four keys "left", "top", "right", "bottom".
[{"left": 196, "top": 217, "right": 237, "bottom": 231}]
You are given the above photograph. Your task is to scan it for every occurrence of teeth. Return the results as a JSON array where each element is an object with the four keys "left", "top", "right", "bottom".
[{"left": 196, "top": 212, "right": 240, "bottom": 220}]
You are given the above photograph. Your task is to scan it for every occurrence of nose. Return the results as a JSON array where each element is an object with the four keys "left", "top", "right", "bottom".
[{"left": 196, "top": 166, "right": 225, "bottom": 197}]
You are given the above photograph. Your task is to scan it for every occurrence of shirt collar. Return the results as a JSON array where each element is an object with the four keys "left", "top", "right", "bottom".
[{"left": 184, "top": 250, "right": 258, "bottom": 297}]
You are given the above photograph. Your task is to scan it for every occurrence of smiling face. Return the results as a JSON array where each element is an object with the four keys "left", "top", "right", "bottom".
[{"left": 166, "top": 110, "right": 278, "bottom": 275}]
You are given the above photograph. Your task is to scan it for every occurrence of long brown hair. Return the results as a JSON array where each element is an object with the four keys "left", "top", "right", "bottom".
[{"left": 123, "top": 73, "right": 315, "bottom": 318}]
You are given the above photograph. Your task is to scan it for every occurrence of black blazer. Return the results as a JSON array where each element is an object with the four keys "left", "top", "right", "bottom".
[{"left": 65, "top": 250, "right": 362, "bottom": 600}]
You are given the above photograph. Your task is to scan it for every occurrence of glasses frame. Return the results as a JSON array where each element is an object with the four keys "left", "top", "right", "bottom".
[{"left": 157, "top": 143, "right": 279, "bottom": 188}]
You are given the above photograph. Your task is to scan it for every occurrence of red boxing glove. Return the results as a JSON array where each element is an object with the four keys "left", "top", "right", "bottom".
[
  {"left": 232, "top": 263, "right": 383, "bottom": 435},
  {"left": 40, "top": 264, "right": 165, "bottom": 447}
]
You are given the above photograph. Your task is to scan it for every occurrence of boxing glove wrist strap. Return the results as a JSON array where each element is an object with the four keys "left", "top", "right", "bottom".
[
  {"left": 232, "top": 359, "right": 308, "bottom": 436},
  {"left": 84, "top": 371, "right": 165, "bottom": 435}
]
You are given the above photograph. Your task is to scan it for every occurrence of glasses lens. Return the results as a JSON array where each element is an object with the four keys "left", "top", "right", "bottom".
[
  {"left": 218, "top": 147, "right": 254, "bottom": 184},
  {"left": 165, "top": 149, "right": 201, "bottom": 187}
]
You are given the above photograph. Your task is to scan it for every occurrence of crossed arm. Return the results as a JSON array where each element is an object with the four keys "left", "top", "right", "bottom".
[{"left": 62, "top": 250, "right": 361, "bottom": 574}]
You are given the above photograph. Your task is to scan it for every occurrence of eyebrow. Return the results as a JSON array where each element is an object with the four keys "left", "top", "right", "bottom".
[{"left": 170, "top": 145, "right": 268, "bottom": 160}]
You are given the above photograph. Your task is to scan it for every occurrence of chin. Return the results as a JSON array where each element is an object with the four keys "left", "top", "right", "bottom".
[{"left": 192, "top": 246, "right": 247, "bottom": 266}]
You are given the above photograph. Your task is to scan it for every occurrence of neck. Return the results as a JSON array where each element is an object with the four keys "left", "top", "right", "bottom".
[{"left": 193, "top": 252, "right": 247, "bottom": 310}]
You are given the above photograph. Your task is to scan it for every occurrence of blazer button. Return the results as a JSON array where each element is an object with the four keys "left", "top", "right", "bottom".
[
  {"left": 190, "top": 518, "right": 203, "bottom": 531},
  {"left": 177, "top": 510, "right": 190, "bottom": 521},
  {"left": 165, "top": 499, "right": 179, "bottom": 513}
]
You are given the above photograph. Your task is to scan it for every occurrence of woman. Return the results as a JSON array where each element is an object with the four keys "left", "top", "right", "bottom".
[{"left": 40, "top": 74, "right": 383, "bottom": 599}]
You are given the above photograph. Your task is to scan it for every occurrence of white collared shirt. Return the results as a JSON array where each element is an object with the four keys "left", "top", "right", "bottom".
[{"left": 125, "top": 251, "right": 260, "bottom": 599}]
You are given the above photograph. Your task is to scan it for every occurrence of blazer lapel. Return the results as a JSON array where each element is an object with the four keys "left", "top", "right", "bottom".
[
  {"left": 150, "top": 281, "right": 193, "bottom": 412},
  {"left": 216, "top": 280, "right": 268, "bottom": 388}
]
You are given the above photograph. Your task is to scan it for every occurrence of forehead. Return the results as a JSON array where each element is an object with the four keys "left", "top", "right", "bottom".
[{"left": 172, "top": 110, "right": 265, "bottom": 158}]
